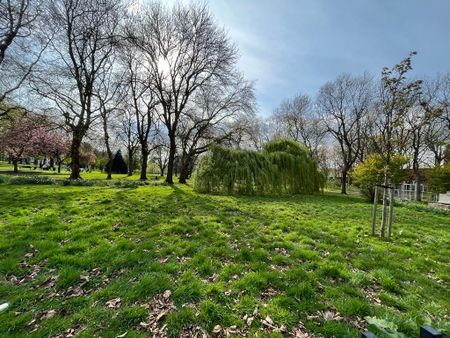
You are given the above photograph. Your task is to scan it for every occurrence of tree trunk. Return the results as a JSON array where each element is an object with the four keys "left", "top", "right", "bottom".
[
  {"left": 414, "top": 177, "right": 421, "bottom": 202},
  {"left": 413, "top": 155, "right": 421, "bottom": 201},
  {"left": 105, "top": 149, "right": 113, "bottom": 180},
  {"left": 127, "top": 148, "right": 133, "bottom": 176},
  {"left": 57, "top": 161, "right": 61, "bottom": 173},
  {"left": 341, "top": 169, "right": 348, "bottom": 194},
  {"left": 70, "top": 134, "right": 82, "bottom": 179},
  {"left": 166, "top": 133, "right": 176, "bottom": 184},
  {"left": 103, "top": 113, "right": 113, "bottom": 180},
  {"left": 178, "top": 155, "right": 190, "bottom": 184},
  {"left": 13, "top": 159, "right": 18, "bottom": 173},
  {"left": 106, "top": 161, "right": 112, "bottom": 180},
  {"left": 140, "top": 149, "right": 148, "bottom": 181}
]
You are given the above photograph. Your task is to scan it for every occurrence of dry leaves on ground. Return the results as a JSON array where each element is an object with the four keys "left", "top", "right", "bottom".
[
  {"left": 139, "top": 290, "right": 176, "bottom": 337},
  {"left": 106, "top": 298, "right": 121, "bottom": 309}
]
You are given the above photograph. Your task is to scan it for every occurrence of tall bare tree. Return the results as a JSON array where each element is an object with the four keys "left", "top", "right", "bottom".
[
  {"left": 128, "top": 2, "right": 238, "bottom": 184},
  {"left": 317, "top": 73, "right": 373, "bottom": 194},
  {"left": 121, "top": 49, "right": 159, "bottom": 180},
  {"left": 118, "top": 108, "right": 139, "bottom": 176},
  {"left": 95, "top": 58, "right": 125, "bottom": 179},
  {"left": 273, "top": 94, "right": 326, "bottom": 165},
  {"left": 177, "top": 75, "right": 255, "bottom": 183},
  {"left": 31, "top": 0, "right": 122, "bottom": 179},
  {"left": 0, "top": 0, "right": 45, "bottom": 118}
]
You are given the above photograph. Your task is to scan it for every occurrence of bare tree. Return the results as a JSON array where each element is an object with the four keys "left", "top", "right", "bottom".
[
  {"left": 95, "top": 58, "right": 125, "bottom": 179},
  {"left": 152, "top": 132, "right": 169, "bottom": 177},
  {"left": 0, "top": 0, "right": 45, "bottom": 118},
  {"left": 118, "top": 108, "right": 139, "bottom": 176},
  {"left": 373, "top": 52, "right": 422, "bottom": 235},
  {"left": 31, "top": 0, "right": 122, "bottom": 179},
  {"left": 404, "top": 105, "right": 431, "bottom": 201},
  {"left": 317, "top": 73, "right": 373, "bottom": 194},
  {"left": 177, "top": 74, "right": 255, "bottom": 183},
  {"left": 273, "top": 94, "right": 327, "bottom": 165},
  {"left": 420, "top": 75, "right": 450, "bottom": 167},
  {"left": 128, "top": 2, "right": 238, "bottom": 184},
  {"left": 121, "top": 48, "right": 159, "bottom": 180}
]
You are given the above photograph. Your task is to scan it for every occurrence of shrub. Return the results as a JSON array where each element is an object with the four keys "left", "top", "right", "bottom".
[
  {"left": 105, "top": 150, "right": 128, "bottom": 174},
  {"left": 352, "top": 154, "right": 407, "bottom": 201},
  {"left": 8, "top": 175, "right": 56, "bottom": 185},
  {"left": 193, "top": 138, "right": 325, "bottom": 195},
  {"left": 428, "top": 164, "right": 450, "bottom": 193}
]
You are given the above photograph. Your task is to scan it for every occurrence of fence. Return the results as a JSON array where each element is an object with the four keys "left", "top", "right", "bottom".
[{"left": 393, "top": 182, "right": 438, "bottom": 202}]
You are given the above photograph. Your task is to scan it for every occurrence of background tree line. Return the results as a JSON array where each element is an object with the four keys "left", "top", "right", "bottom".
[
  {"left": 0, "top": 1, "right": 448, "bottom": 194},
  {"left": 0, "top": 0, "right": 256, "bottom": 183},
  {"left": 266, "top": 54, "right": 449, "bottom": 200}
]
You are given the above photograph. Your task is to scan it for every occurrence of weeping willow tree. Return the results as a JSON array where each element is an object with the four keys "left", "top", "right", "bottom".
[{"left": 194, "top": 138, "right": 325, "bottom": 195}]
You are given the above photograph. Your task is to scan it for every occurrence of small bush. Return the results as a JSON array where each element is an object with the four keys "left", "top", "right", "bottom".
[
  {"left": 353, "top": 154, "right": 407, "bottom": 201},
  {"left": 428, "top": 164, "right": 450, "bottom": 193},
  {"left": 8, "top": 175, "right": 56, "bottom": 185}
]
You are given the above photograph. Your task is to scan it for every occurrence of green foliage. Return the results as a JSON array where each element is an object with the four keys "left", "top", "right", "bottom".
[
  {"left": 194, "top": 138, "right": 325, "bottom": 195},
  {"left": 365, "top": 316, "right": 408, "bottom": 337},
  {"left": 353, "top": 154, "right": 407, "bottom": 201},
  {"left": 0, "top": 183, "right": 448, "bottom": 336},
  {"left": 107, "top": 150, "right": 128, "bottom": 174},
  {"left": 7, "top": 175, "right": 56, "bottom": 185},
  {"left": 428, "top": 164, "right": 450, "bottom": 193}
]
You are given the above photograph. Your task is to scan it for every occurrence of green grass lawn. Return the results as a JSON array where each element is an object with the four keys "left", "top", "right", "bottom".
[
  {"left": 0, "top": 183, "right": 448, "bottom": 337},
  {"left": 0, "top": 161, "right": 153, "bottom": 180}
]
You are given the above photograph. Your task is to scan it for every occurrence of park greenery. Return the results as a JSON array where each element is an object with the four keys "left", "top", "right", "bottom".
[
  {"left": 194, "top": 139, "right": 324, "bottom": 195},
  {"left": 0, "top": 0, "right": 449, "bottom": 337},
  {"left": 0, "top": 181, "right": 449, "bottom": 337}
]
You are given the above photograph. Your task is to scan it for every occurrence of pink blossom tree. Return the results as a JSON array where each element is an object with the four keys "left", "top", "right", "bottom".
[
  {"left": 0, "top": 114, "right": 70, "bottom": 173},
  {"left": 36, "top": 130, "right": 71, "bottom": 173}
]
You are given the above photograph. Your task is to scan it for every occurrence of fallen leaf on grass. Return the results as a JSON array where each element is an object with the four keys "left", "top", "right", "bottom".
[
  {"left": 41, "top": 309, "right": 56, "bottom": 320},
  {"left": 212, "top": 324, "right": 221, "bottom": 334},
  {"left": 106, "top": 298, "right": 121, "bottom": 309},
  {"left": 163, "top": 290, "right": 171, "bottom": 299},
  {"left": 291, "top": 323, "right": 310, "bottom": 338},
  {"left": 159, "top": 257, "right": 169, "bottom": 264},
  {"left": 139, "top": 290, "right": 176, "bottom": 336},
  {"left": 262, "top": 316, "right": 275, "bottom": 328},
  {"left": 53, "top": 324, "right": 84, "bottom": 338},
  {"left": 260, "top": 287, "right": 278, "bottom": 299},
  {"left": 320, "top": 309, "right": 343, "bottom": 321}
]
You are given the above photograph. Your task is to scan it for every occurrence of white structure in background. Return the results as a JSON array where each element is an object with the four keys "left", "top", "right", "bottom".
[
  {"left": 393, "top": 181, "right": 437, "bottom": 202},
  {"left": 438, "top": 191, "right": 450, "bottom": 205}
]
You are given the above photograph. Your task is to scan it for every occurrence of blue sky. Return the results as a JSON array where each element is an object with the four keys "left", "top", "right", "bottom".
[{"left": 199, "top": 0, "right": 450, "bottom": 116}]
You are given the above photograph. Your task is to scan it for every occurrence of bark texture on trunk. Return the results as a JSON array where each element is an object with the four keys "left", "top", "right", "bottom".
[
  {"left": 140, "top": 150, "right": 148, "bottom": 181},
  {"left": 341, "top": 169, "right": 348, "bottom": 194},
  {"left": 127, "top": 148, "right": 133, "bottom": 176},
  {"left": 70, "top": 135, "right": 82, "bottom": 179},
  {"left": 165, "top": 134, "right": 176, "bottom": 184}
]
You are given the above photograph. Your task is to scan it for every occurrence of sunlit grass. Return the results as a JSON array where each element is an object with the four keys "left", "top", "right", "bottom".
[{"left": 0, "top": 183, "right": 448, "bottom": 337}]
